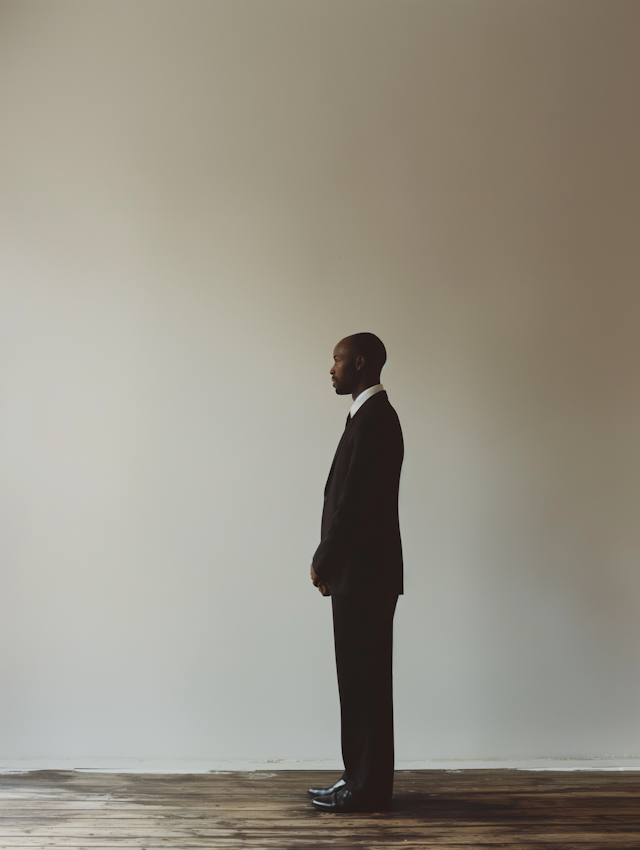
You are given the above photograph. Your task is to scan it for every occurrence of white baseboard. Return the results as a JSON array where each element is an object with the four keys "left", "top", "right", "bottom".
[{"left": 2, "top": 757, "right": 640, "bottom": 773}]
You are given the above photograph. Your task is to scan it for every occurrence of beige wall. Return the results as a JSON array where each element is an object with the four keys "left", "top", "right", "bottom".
[{"left": 1, "top": 0, "right": 639, "bottom": 765}]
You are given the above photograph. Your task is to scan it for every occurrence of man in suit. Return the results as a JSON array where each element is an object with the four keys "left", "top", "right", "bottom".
[{"left": 308, "top": 332, "right": 404, "bottom": 813}]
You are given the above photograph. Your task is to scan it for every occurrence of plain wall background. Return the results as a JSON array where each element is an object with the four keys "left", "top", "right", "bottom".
[{"left": 1, "top": 0, "right": 639, "bottom": 765}]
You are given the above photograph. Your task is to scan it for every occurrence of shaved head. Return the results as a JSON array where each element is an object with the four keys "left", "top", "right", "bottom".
[{"left": 343, "top": 333, "right": 387, "bottom": 375}]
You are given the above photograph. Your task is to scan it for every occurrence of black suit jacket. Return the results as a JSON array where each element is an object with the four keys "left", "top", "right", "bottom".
[{"left": 312, "top": 391, "right": 404, "bottom": 597}]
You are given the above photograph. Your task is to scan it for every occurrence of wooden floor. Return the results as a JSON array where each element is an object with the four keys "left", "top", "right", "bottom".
[{"left": 1, "top": 769, "right": 639, "bottom": 848}]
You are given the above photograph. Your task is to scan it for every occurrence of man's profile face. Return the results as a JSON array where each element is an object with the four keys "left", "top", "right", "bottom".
[{"left": 330, "top": 338, "right": 358, "bottom": 395}]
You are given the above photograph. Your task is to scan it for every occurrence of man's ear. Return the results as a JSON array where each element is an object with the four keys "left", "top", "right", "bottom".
[{"left": 355, "top": 355, "right": 366, "bottom": 371}]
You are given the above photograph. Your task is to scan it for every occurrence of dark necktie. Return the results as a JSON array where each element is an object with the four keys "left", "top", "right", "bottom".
[{"left": 345, "top": 413, "right": 351, "bottom": 429}]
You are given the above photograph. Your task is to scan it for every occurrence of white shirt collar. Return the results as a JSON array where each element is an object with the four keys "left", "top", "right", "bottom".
[{"left": 349, "top": 384, "right": 384, "bottom": 419}]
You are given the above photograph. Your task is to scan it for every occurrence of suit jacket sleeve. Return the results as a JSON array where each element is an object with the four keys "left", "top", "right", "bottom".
[{"left": 312, "top": 416, "right": 385, "bottom": 580}]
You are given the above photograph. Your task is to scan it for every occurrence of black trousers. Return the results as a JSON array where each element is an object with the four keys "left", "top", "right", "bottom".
[{"left": 331, "top": 593, "right": 398, "bottom": 802}]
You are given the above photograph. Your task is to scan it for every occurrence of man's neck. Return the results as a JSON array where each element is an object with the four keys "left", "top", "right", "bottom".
[{"left": 351, "top": 378, "right": 382, "bottom": 401}]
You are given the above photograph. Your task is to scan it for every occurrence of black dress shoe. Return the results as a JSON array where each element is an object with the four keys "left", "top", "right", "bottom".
[
  {"left": 307, "top": 777, "right": 346, "bottom": 797},
  {"left": 311, "top": 787, "right": 390, "bottom": 813}
]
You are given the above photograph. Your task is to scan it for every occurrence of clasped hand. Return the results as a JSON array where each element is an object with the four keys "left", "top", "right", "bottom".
[{"left": 310, "top": 563, "right": 329, "bottom": 596}]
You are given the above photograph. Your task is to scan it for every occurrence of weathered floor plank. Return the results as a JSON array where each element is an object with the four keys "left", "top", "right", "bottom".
[{"left": 0, "top": 770, "right": 639, "bottom": 849}]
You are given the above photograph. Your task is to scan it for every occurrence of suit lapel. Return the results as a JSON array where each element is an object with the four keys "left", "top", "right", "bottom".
[
  {"left": 323, "top": 392, "right": 388, "bottom": 494},
  {"left": 324, "top": 415, "right": 356, "bottom": 494}
]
